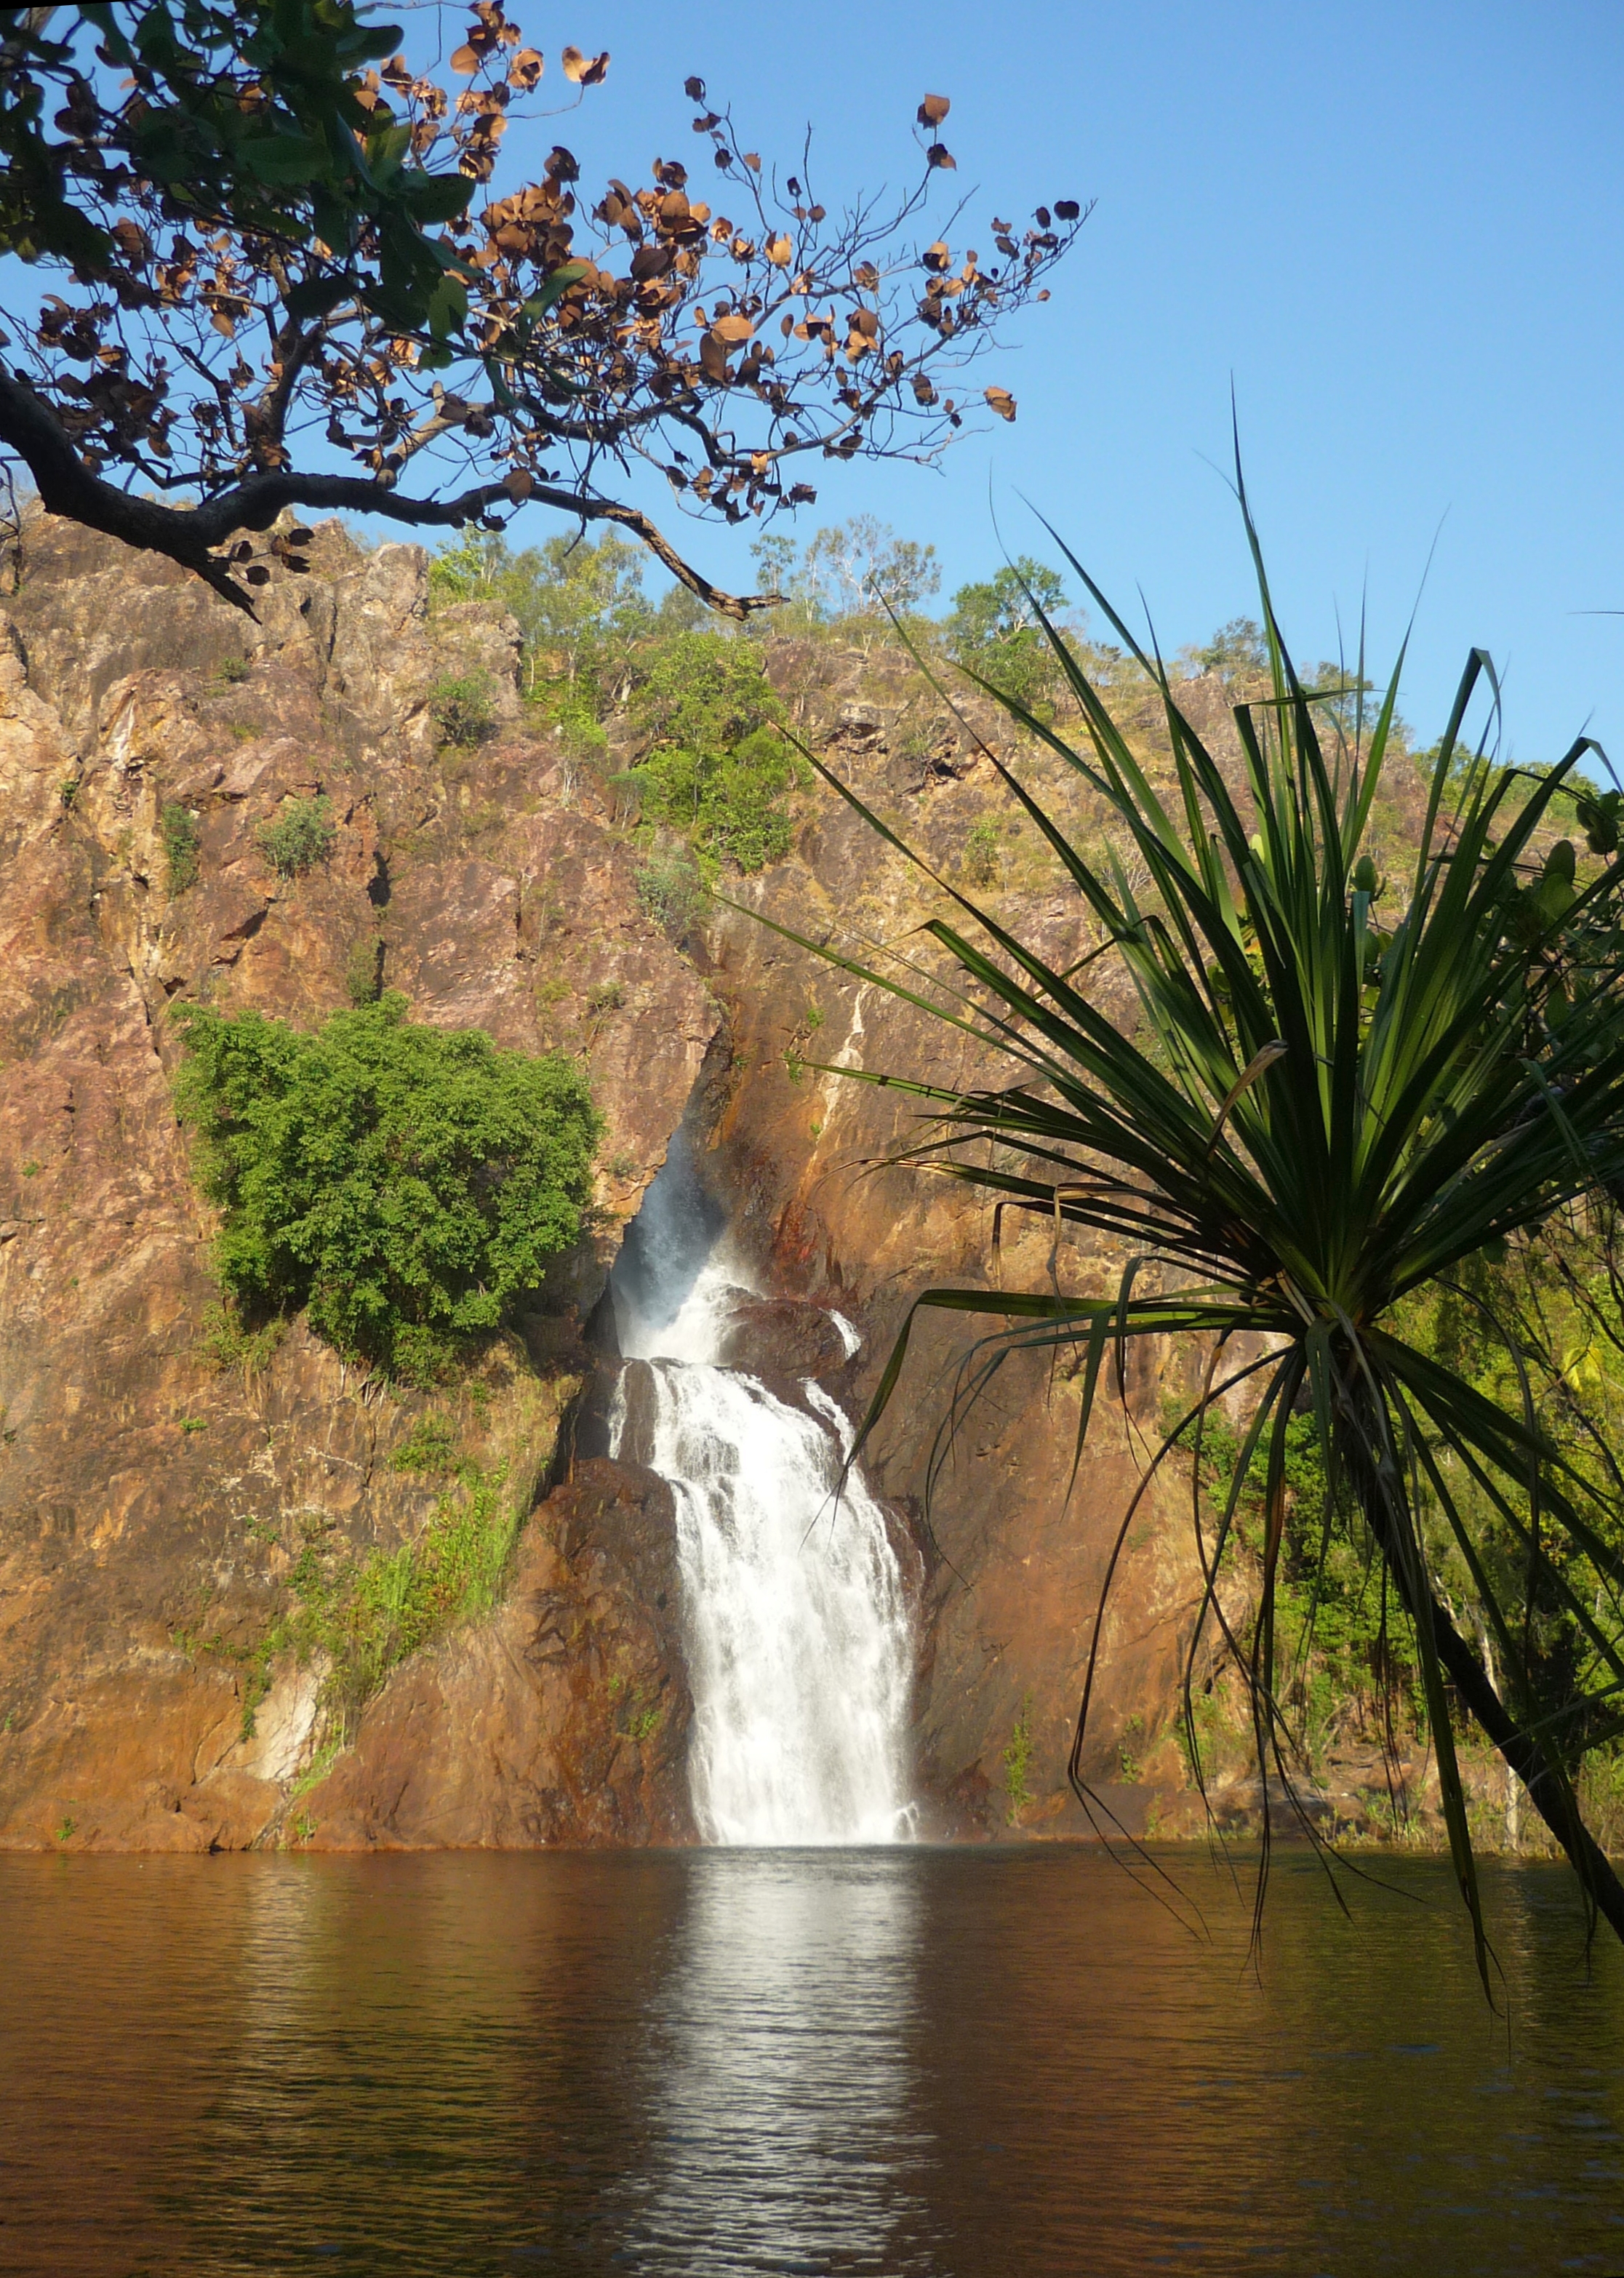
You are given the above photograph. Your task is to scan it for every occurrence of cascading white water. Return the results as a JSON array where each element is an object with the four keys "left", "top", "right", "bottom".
[{"left": 609, "top": 1137, "right": 913, "bottom": 1846}]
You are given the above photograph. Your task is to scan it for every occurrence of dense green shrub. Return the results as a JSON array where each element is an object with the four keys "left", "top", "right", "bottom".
[
  {"left": 634, "top": 727, "right": 804, "bottom": 872},
  {"left": 258, "top": 794, "right": 335, "bottom": 879},
  {"left": 172, "top": 994, "right": 599, "bottom": 1383},
  {"left": 945, "top": 557, "right": 1069, "bottom": 711},
  {"left": 159, "top": 800, "right": 201, "bottom": 892},
  {"left": 430, "top": 527, "right": 649, "bottom": 708},
  {"left": 629, "top": 628, "right": 782, "bottom": 754},
  {"left": 621, "top": 633, "right": 803, "bottom": 871}
]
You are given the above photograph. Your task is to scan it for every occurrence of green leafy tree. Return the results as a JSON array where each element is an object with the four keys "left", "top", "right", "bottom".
[
  {"left": 0, "top": 0, "right": 465, "bottom": 304},
  {"left": 172, "top": 992, "right": 599, "bottom": 1383},
  {"left": 625, "top": 629, "right": 802, "bottom": 871},
  {"left": 635, "top": 727, "right": 804, "bottom": 873},
  {"left": 1189, "top": 615, "right": 1271, "bottom": 687},
  {"left": 945, "top": 556, "right": 1068, "bottom": 708},
  {"left": 629, "top": 628, "right": 782, "bottom": 754},
  {"left": 778, "top": 487, "right": 1624, "bottom": 1967},
  {"left": 431, "top": 528, "right": 650, "bottom": 708},
  {"left": 748, "top": 517, "right": 940, "bottom": 634},
  {"left": 802, "top": 517, "right": 942, "bottom": 620}
]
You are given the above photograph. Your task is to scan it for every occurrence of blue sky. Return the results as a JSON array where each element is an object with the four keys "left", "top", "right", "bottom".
[{"left": 493, "top": 0, "right": 1624, "bottom": 759}]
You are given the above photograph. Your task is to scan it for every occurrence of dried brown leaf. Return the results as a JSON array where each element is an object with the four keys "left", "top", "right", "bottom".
[
  {"left": 917, "top": 93, "right": 951, "bottom": 127},
  {"left": 561, "top": 45, "right": 609, "bottom": 84},
  {"left": 984, "top": 385, "right": 1016, "bottom": 420}
]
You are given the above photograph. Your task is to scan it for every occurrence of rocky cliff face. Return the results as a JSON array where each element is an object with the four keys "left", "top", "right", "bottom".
[{"left": 0, "top": 513, "right": 1239, "bottom": 1853}]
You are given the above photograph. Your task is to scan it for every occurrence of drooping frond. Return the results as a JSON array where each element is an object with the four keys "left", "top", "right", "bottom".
[{"left": 776, "top": 478, "right": 1624, "bottom": 1976}]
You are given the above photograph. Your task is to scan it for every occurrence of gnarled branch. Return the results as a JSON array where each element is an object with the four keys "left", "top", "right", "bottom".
[{"left": 0, "top": 366, "right": 770, "bottom": 618}]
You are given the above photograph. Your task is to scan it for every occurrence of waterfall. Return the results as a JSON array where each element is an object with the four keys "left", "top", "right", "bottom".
[{"left": 609, "top": 1136, "right": 914, "bottom": 1847}]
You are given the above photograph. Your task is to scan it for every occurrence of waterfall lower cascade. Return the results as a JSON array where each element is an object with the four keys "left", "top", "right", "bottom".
[{"left": 609, "top": 1139, "right": 914, "bottom": 1846}]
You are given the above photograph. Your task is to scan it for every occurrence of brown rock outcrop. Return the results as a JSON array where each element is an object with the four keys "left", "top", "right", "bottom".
[
  {"left": 713, "top": 1295, "right": 855, "bottom": 1383},
  {"left": 0, "top": 511, "right": 1244, "bottom": 1853},
  {"left": 0, "top": 514, "right": 717, "bottom": 1850},
  {"left": 303, "top": 1459, "right": 692, "bottom": 1849}
]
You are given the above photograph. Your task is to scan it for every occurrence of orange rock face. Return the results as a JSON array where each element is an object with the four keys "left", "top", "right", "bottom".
[
  {"left": 0, "top": 513, "right": 1220, "bottom": 1853},
  {"left": 0, "top": 516, "right": 716, "bottom": 1852},
  {"left": 303, "top": 1460, "right": 695, "bottom": 1850}
]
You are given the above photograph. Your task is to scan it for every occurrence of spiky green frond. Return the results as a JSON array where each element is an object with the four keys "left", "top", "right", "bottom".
[{"left": 780, "top": 481, "right": 1624, "bottom": 1975}]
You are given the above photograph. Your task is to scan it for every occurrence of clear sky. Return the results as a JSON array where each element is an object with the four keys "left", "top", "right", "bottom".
[{"left": 493, "top": 0, "right": 1624, "bottom": 760}]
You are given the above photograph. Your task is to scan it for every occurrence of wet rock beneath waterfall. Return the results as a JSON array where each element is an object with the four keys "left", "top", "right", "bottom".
[
  {"left": 296, "top": 1458, "right": 694, "bottom": 1850},
  {"left": 713, "top": 1298, "right": 853, "bottom": 1384},
  {"left": 612, "top": 1359, "right": 662, "bottom": 1470}
]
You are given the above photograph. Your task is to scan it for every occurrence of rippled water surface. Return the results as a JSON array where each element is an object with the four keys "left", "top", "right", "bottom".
[{"left": 3, "top": 1847, "right": 1623, "bottom": 2276}]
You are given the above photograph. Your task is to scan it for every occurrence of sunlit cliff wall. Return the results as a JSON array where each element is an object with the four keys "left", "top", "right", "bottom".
[{"left": 0, "top": 513, "right": 1239, "bottom": 1852}]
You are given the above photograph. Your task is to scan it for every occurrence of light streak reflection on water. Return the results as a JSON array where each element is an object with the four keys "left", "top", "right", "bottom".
[{"left": 618, "top": 1850, "right": 929, "bottom": 2275}]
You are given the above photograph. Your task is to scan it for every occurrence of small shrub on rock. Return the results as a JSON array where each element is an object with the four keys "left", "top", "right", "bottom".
[
  {"left": 172, "top": 993, "right": 600, "bottom": 1384},
  {"left": 962, "top": 816, "right": 1004, "bottom": 888},
  {"left": 431, "top": 670, "right": 496, "bottom": 748},
  {"left": 197, "top": 1295, "right": 284, "bottom": 1375},
  {"left": 390, "top": 1412, "right": 458, "bottom": 1475},
  {"left": 635, "top": 850, "right": 705, "bottom": 940},
  {"left": 344, "top": 935, "right": 385, "bottom": 1006},
  {"left": 258, "top": 794, "right": 335, "bottom": 879},
  {"left": 159, "top": 800, "right": 201, "bottom": 893}
]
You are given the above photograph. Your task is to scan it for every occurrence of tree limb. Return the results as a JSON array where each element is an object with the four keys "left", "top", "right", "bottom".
[{"left": 0, "top": 365, "right": 772, "bottom": 619}]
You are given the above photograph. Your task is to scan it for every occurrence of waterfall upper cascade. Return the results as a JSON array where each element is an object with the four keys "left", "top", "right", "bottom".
[{"left": 609, "top": 1137, "right": 914, "bottom": 1846}]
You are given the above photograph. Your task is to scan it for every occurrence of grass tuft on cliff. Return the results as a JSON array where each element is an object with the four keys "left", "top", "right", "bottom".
[{"left": 172, "top": 993, "right": 599, "bottom": 1384}]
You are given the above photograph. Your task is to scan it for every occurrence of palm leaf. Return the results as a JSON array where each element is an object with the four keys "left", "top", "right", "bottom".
[{"left": 780, "top": 483, "right": 1624, "bottom": 1973}]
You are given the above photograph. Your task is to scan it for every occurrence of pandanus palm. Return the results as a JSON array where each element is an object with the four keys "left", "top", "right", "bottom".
[{"left": 760, "top": 496, "right": 1624, "bottom": 1967}]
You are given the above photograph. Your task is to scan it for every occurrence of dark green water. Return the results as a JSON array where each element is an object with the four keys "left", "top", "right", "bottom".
[{"left": 1, "top": 1846, "right": 1621, "bottom": 2277}]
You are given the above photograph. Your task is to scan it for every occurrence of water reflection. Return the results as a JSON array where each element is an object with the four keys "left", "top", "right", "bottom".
[
  {"left": 617, "top": 1850, "right": 929, "bottom": 2274},
  {"left": 184, "top": 1856, "right": 561, "bottom": 2271},
  {"left": 2, "top": 1848, "right": 1623, "bottom": 2276}
]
